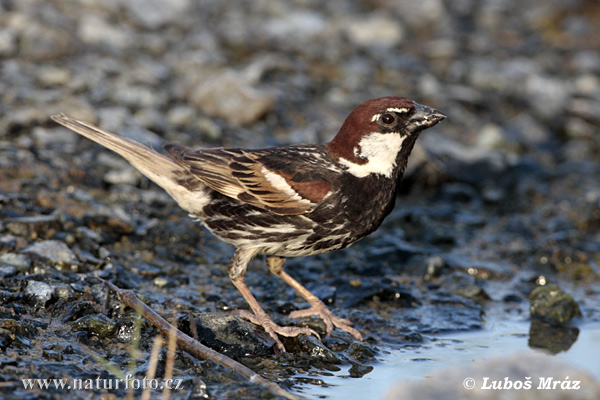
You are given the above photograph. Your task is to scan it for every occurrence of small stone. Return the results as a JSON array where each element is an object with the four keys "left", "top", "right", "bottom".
[
  {"left": 103, "top": 167, "right": 141, "bottom": 186},
  {"left": 75, "top": 227, "right": 104, "bottom": 243},
  {"left": 53, "top": 283, "right": 76, "bottom": 301},
  {"left": 0, "top": 253, "right": 32, "bottom": 270},
  {"left": 187, "top": 70, "right": 275, "bottom": 126},
  {"left": 16, "top": 18, "right": 73, "bottom": 60},
  {"left": 288, "top": 334, "right": 341, "bottom": 364},
  {"left": 22, "top": 240, "right": 79, "bottom": 266},
  {"left": 25, "top": 281, "right": 54, "bottom": 305},
  {"left": 0, "top": 265, "right": 17, "bottom": 278},
  {"left": 343, "top": 14, "right": 404, "bottom": 49},
  {"left": 37, "top": 66, "right": 71, "bottom": 86},
  {"left": 72, "top": 314, "right": 117, "bottom": 337},
  {"left": 0, "top": 28, "right": 17, "bottom": 57},
  {"left": 124, "top": 0, "right": 190, "bottom": 29},
  {"left": 32, "top": 127, "right": 78, "bottom": 148},
  {"left": 180, "top": 313, "right": 275, "bottom": 357},
  {"left": 263, "top": 11, "right": 325, "bottom": 41},
  {"left": 78, "top": 15, "right": 133, "bottom": 50},
  {"left": 529, "top": 284, "right": 582, "bottom": 325}
]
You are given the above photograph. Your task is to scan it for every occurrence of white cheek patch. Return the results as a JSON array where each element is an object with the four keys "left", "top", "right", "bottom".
[{"left": 339, "top": 132, "right": 406, "bottom": 178}]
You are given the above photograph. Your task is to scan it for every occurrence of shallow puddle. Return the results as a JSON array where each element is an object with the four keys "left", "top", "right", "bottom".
[{"left": 296, "top": 321, "right": 600, "bottom": 399}]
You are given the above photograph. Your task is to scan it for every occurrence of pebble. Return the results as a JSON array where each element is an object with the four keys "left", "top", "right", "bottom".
[
  {"left": 78, "top": 14, "right": 133, "bottom": 50},
  {"left": 180, "top": 313, "right": 276, "bottom": 357},
  {"left": 123, "top": 0, "right": 190, "bottom": 29},
  {"left": 0, "top": 28, "right": 17, "bottom": 56},
  {"left": 0, "top": 253, "right": 32, "bottom": 270},
  {"left": 72, "top": 314, "right": 117, "bottom": 337},
  {"left": 0, "top": 265, "right": 17, "bottom": 278},
  {"left": 22, "top": 240, "right": 79, "bottom": 266},
  {"left": 529, "top": 284, "right": 582, "bottom": 325},
  {"left": 342, "top": 14, "right": 404, "bottom": 49},
  {"left": 187, "top": 70, "right": 275, "bottom": 126},
  {"left": 25, "top": 281, "right": 54, "bottom": 305}
]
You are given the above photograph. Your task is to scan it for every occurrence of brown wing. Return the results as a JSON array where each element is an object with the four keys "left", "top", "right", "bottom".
[{"left": 164, "top": 144, "right": 334, "bottom": 215}]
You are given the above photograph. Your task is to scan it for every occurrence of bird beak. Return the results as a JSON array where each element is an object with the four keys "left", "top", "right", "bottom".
[{"left": 409, "top": 103, "right": 446, "bottom": 131}]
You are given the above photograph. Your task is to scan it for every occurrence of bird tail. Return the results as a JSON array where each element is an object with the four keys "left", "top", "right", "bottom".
[{"left": 50, "top": 113, "right": 189, "bottom": 198}]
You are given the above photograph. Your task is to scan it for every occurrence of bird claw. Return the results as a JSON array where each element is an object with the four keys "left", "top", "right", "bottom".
[
  {"left": 235, "top": 310, "right": 320, "bottom": 353},
  {"left": 289, "top": 304, "right": 363, "bottom": 340}
]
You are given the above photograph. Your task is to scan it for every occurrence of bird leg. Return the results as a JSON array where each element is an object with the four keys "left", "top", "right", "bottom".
[
  {"left": 228, "top": 249, "right": 319, "bottom": 353},
  {"left": 267, "top": 256, "right": 363, "bottom": 340}
]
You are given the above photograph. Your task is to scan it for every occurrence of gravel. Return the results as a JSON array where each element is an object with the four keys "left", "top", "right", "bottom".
[{"left": 1, "top": 0, "right": 599, "bottom": 399}]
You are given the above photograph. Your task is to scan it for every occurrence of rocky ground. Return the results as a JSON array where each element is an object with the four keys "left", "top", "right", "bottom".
[{"left": 1, "top": 0, "right": 600, "bottom": 399}]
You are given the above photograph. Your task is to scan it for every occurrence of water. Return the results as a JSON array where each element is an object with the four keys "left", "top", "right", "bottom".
[{"left": 296, "top": 322, "right": 600, "bottom": 399}]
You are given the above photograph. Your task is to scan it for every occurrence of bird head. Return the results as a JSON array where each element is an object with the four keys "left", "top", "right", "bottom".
[{"left": 327, "top": 97, "right": 446, "bottom": 179}]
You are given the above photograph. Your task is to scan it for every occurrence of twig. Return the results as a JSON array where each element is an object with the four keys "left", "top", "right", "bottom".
[
  {"left": 161, "top": 321, "right": 177, "bottom": 400},
  {"left": 141, "top": 336, "right": 164, "bottom": 400},
  {"left": 102, "top": 280, "right": 301, "bottom": 400}
]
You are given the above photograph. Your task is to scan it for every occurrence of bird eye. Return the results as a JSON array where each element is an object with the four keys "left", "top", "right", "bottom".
[{"left": 380, "top": 113, "right": 396, "bottom": 125}]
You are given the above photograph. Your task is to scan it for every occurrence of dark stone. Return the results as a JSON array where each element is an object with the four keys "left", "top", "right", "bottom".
[
  {"left": 529, "top": 284, "right": 582, "bottom": 326},
  {"left": 71, "top": 313, "right": 117, "bottom": 337},
  {"left": 180, "top": 313, "right": 276, "bottom": 358}
]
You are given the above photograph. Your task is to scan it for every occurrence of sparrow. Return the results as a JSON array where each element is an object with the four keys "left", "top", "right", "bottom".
[{"left": 51, "top": 97, "right": 445, "bottom": 352}]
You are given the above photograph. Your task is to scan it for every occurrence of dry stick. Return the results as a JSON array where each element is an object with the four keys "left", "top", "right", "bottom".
[
  {"left": 102, "top": 280, "right": 301, "bottom": 400},
  {"left": 141, "top": 336, "right": 164, "bottom": 400},
  {"left": 161, "top": 322, "right": 177, "bottom": 400}
]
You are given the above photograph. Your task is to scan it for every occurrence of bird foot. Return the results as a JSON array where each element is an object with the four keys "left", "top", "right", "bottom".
[
  {"left": 235, "top": 310, "right": 320, "bottom": 353},
  {"left": 289, "top": 303, "right": 363, "bottom": 340}
]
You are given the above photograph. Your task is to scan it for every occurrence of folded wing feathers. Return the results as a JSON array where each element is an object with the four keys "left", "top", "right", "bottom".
[{"left": 164, "top": 146, "right": 316, "bottom": 215}]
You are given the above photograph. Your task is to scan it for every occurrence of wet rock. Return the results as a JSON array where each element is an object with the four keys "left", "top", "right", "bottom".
[
  {"left": 188, "top": 378, "right": 210, "bottom": 400},
  {"left": 341, "top": 279, "right": 420, "bottom": 308},
  {"left": 58, "top": 301, "right": 99, "bottom": 323},
  {"left": 529, "top": 284, "right": 581, "bottom": 326},
  {"left": 349, "top": 363, "right": 374, "bottom": 378},
  {"left": 528, "top": 320, "right": 579, "bottom": 354},
  {"left": 284, "top": 334, "right": 341, "bottom": 364},
  {"left": 71, "top": 314, "right": 117, "bottom": 337},
  {"left": 345, "top": 342, "right": 376, "bottom": 365},
  {"left": 53, "top": 283, "right": 76, "bottom": 301},
  {"left": 180, "top": 313, "right": 276, "bottom": 358},
  {"left": 419, "top": 292, "right": 484, "bottom": 332},
  {"left": 442, "top": 255, "right": 512, "bottom": 280},
  {"left": 22, "top": 240, "right": 79, "bottom": 267},
  {"left": 25, "top": 280, "right": 54, "bottom": 306},
  {"left": 439, "top": 272, "right": 490, "bottom": 304}
]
